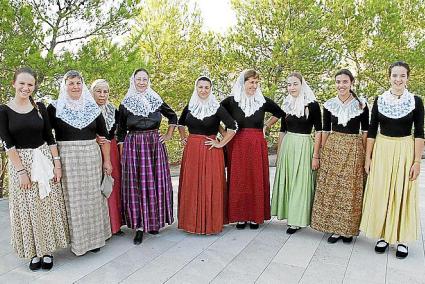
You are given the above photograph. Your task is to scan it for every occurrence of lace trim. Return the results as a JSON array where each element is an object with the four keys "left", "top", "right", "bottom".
[
  {"left": 377, "top": 89, "right": 415, "bottom": 119},
  {"left": 52, "top": 100, "right": 101, "bottom": 129},
  {"left": 122, "top": 92, "right": 163, "bottom": 116},
  {"left": 189, "top": 100, "right": 220, "bottom": 120},
  {"left": 324, "top": 97, "right": 367, "bottom": 127},
  {"left": 101, "top": 103, "right": 116, "bottom": 132}
]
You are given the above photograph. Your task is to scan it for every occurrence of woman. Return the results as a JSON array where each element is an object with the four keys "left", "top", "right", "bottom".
[
  {"left": 91, "top": 79, "right": 123, "bottom": 235},
  {"left": 0, "top": 67, "right": 69, "bottom": 270},
  {"left": 177, "top": 76, "right": 237, "bottom": 235},
  {"left": 310, "top": 69, "right": 369, "bottom": 243},
  {"left": 221, "top": 69, "right": 284, "bottom": 229},
  {"left": 360, "top": 61, "right": 424, "bottom": 258},
  {"left": 271, "top": 72, "right": 322, "bottom": 234},
  {"left": 117, "top": 68, "right": 177, "bottom": 245},
  {"left": 47, "top": 70, "right": 112, "bottom": 256}
]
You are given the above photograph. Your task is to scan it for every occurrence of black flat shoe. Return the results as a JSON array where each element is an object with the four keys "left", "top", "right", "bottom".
[
  {"left": 374, "top": 240, "right": 389, "bottom": 253},
  {"left": 148, "top": 230, "right": 159, "bottom": 235},
  {"left": 29, "top": 256, "right": 42, "bottom": 271},
  {"left": 327, "top": 235, "right": 342, "bottom": 244},
  {"left": 113, "top": 230, "right": 125, "bottom": 236},
  {"left": 396, "top": 244, "right": 408, "bottom": 259},
  {"left": 41, "top": 255, "right": 53, "bottom": 270},
  {"left": 90, "top": 248, "right": 100, "bottom": 253},
  {"left": 342, "top": 236, "right": 353, "bottom": 243},
  {"left": 236, "top": 222, "right": 247, "bottom": 229},
  {"left": 133, "top": 230, "right": 144, "bottom": 245},
  {"left": 286, "top": 227, "right": 300, "bottom": 234},
  {"left": 249, "top": 222, "right": 259, "bottom": 230}
]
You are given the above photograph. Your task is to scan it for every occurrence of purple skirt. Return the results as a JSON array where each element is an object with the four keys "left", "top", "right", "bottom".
[{"left": 121, "top": 129, "right": 174, "bottom": 231}]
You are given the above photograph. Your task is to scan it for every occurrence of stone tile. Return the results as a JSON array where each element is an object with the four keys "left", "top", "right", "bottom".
[
  {"left": 256, "top": 263, "right": 304, "bottom": 284},
  {"left": 300, "top": 259, "right": 346, "bottom": 284}
]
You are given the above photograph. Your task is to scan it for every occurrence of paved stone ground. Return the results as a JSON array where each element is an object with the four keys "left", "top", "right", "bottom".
[{"left": 1, "top": 162, "right": 425, "bottom": 284}]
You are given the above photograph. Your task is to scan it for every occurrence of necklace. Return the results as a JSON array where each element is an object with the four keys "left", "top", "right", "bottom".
[
  {"left": 338, "top": 94, "right": 352, "bottom": 104},
  {"left": 390, "top": 90, "right": 402, "bottom": 99}
]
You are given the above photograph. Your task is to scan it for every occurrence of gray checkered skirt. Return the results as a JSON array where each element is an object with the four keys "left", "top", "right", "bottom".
[{"left": 57, "top": 139, "right": 111, "bottom": 255}]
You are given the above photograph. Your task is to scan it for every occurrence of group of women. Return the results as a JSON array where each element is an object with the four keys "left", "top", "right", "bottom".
[{"left": 0, "top": 61, "right": 422, "bottom": 272}]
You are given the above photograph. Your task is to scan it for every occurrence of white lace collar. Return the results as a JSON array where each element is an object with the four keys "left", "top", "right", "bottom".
[
  {"left": 231, "top": 70, "right": 266, "bottom": 117},
  {"left": 188, "top": 77, "right": 220, "bottom": 120},
  {"left": 100, "top": 103, "right": 116, "bottom": 132},
  {"left": 121, "top": 72, "right": 163, "bottom": 116},
  {"left": 377, "top": 89, "right": 415, "bottom": 119},
  {"left": 324, "top": 96, "right": 367, "bottom": 126},
  {"left": 282, "top": 78, "right": 316, "bottom": 118}
]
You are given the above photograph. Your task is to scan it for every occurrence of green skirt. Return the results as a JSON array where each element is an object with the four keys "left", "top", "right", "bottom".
[{"left": 271, "top": 132, "right": 315, "bottom": 227}]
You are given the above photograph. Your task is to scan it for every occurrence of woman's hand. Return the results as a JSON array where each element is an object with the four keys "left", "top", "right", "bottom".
[
  {"left": 409, "top": 161, "right": 421, "bottom": 181},
  {"left": 18, "top": 172, "right": 32, "bottom": 190},
  {"left": 204, "top": 137, "right": 223, "bottom": 150},
  {"left": 53, "top": 167, "right": 62, "bottom": 183},
  {"left": 312, "top": 157, "right": 320, "bottom": 170},
  {"left": 159, "top": 133, "right": 172, "bottom": 144},
  {"left": 263, "top": 125, "right": 268, "bottom": 137},
  {"left": 364, "top": 157, "right": 371, "bottom": 174},
  {"left": 96, "top": 135, "right": 108, "bottom": 146},
  {"left": 180, "top": 137, "right": 188, "bottom": 146},
  {"left": 103, "top": 160, "right": 113, "bottom": 175}
]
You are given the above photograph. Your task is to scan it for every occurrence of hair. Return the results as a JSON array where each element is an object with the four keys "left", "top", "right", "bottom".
[
  {"left": 335, "top": 69, "right": 363, "bottom": 109},
  {"left": 196, "top": 76, "right": 212, "bottom": 86},
  {"left": 90, "top": 79, "right": 110, "bottom": 94},
  {"left": 64, "top": 70, "right": 82, "bottom": 81},
  {"left": 243, "top": 69, "right": 260, "bottom": 81},
  {"left": 134, "top": 68, "right": 149, "bottom": 77},
  {"left": 388, "top": 61, "right": 410, "bottom": 78},
  {"left": 287, "top": 72, "right": 303, "bottom": 84},
  {"left": 13, "top": 67, "right": 42, "bottom": 119}
]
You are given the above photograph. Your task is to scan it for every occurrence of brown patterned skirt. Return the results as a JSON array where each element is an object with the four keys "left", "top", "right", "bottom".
[{"left": 310, "top": 132, "right": 365, "bottom": 236}]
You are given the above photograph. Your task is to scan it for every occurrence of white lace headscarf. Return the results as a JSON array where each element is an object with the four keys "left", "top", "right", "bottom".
[
  {"left": 282, "top": 74, "right": 316, "bottom": 118},
  {"left": 54, "top": 70, "right": 101, "bottom": 129},
  {"left": 91, "top": 79, "right": 116, "bottom": 132},
  {"left": 188, "top": 76, "right": 220, "bottom": 120},
  {"left": 231, "top": 69, "right": 266, "bottom": 117},
  {"left": 121, "top": 69, "right": 163, "bottom": 116}
]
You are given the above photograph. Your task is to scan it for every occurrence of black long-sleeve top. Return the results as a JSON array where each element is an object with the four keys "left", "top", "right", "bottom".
[
  {"left": 323, "top": 104, "right": 369, "bottom": 134},
  {"left": 368, "top": 95, "right": 424, "bottom": 139},
  {"left": 178, "top": 105, "right": 237, "bottom": 135},
  {"left": 0, "top": 102, "right": 56, "bottom": 150},
  {"left": 47, "top": 104, "right": 108, "bottom": 141},
  {"left": 280, "top": 101, "right": 322, "bottom": 133},
  {"left": 117, "top": 102, "right": 178, "bottom": 142},
  {"left": 220, "top": 96, "right": 284, "bottom": 129}
]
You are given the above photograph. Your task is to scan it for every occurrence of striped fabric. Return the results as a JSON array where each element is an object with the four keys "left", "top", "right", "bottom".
[{"left": 121, "top": 130, "right": 174, "bottom": 231}]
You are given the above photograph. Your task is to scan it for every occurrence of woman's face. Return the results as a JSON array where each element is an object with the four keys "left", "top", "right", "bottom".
[
  {"left": 287, "top": 76, "right": 302, "bottom": 97},
  {"left": 196, "top": 80, "right": 211, "bottom": 100},
  {"left": 244, "top": 77, "right": 259, "bottom": 96},
  {"left": 13, "top": 72, "right": 36, "bottom": 100},
  {"left": 335, "top": 74, "right": 352, "bottom": 97},
  {"left": 66, "top": 77, "right": 83, "bottom": 100},
  {"left": 93, "top": 84, "right": 110, "bottom": 106},
  {"left": 134, "top": 71, "right": 149, "bottom": 93},
  {"left": 389, "top": 66, "right": 408, "bottom": 93}
]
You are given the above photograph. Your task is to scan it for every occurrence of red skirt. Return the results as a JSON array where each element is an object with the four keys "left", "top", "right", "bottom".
[
  {"left": 226, "top": 128, "right": 270, "bottom": 224},
  {"left": 108, "top": 138, "right": 123, "bottom": 234},
  {"left": 178, "top": 134, "right": 228, "bottom": 234}
]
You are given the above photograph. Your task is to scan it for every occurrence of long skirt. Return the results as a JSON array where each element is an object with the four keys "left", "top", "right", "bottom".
[
  {"left": 8, "top": 144, "right": 69, "bottom": 259},
  {"left": 58, "top": 139, "right": 111, "bottom": 256},
  {"left": 226, "top": 128, "right": 270, "bottom": 224},
  {"left": 271, "top": 132, "right": 315, "bottom": 227},
  {"left": 360, "top": 134, "right": 419, "bottom": 244},
  {"left": 108, "top": 138, "right": 123, "bottom": 234},
  {"left": 121, "top": 130, "right": 174, "bottom": 231},
  {"left": 178, "top": 134, "right": 227, "bottom": 234},
  {"left": 310, "top": 132, "right": 365, "bottom": 236}
]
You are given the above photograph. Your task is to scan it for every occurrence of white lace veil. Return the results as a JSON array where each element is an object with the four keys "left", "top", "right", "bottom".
[
  {"left": 91, "top": 79, "right": 116, "bottom": 132},
  {"left": 54, "top": 70, "right": 101, "bottom": 129},
  {"left": 231, "top": 69, "right": 266, "bottom": 117},
  {"left": 282, "top": 75, "right": 316, "bottom": 118},
  {"left": 188, "top": 76, "right": 220, "bottom": 120},
  {"left": 121, "top": 70, "right": 163, "bottom": 116}
]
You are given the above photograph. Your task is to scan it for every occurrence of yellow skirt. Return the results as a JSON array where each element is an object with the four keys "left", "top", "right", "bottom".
[{"left": 360, "top": 134, "right": 419, "bottom": 244}]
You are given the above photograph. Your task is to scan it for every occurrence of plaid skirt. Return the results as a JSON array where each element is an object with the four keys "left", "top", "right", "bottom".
[
  {"left": 121, "top": 130, "right": 174, "bottom": 231},
  {"left": 58, "top": 139, "right": 111, "bottom": 256}
]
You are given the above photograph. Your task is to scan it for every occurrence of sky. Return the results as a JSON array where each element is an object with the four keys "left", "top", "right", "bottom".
[{"left": 197, "top": 0, "right": 237, "bottom": 33}]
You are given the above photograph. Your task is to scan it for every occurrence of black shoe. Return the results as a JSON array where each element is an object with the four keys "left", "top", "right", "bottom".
[
  {"left": 133, "top": 230, "right": 144, "bottom": 245},
  {"left": 342, "top": 236, "right": 353, "bottom": 243},
  {"left": 41, "top": 255, "right": 53, "bottom": 270},
  {"left": 148, "top": 230, "right": 159, "bottom": 235},
  {"left": 236, "top": 222, "right": 247, "bottom": 229},
  {"left": 327, "top": 234, "right": 342, "bottom": 244},
  {"left": 286, "top": 226, "right": 300, "bottom": 234},
  {"left": 90, "top": 248, "right": 100, "bottom": 253},
  {"left": 113, "top": 230, "right": 125, "bottom": 236},
  {"left": 29, "top": 256, "right": 42, "bottom": 271},
  {"left": 374, "top": 240, "right": 389, "bottom": 253},
  {"left": 396, "top": 244, "right": 408, "bottom": 259},
  {"left": 249, "top": 222, "right": 259, "bottom": 230}
]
